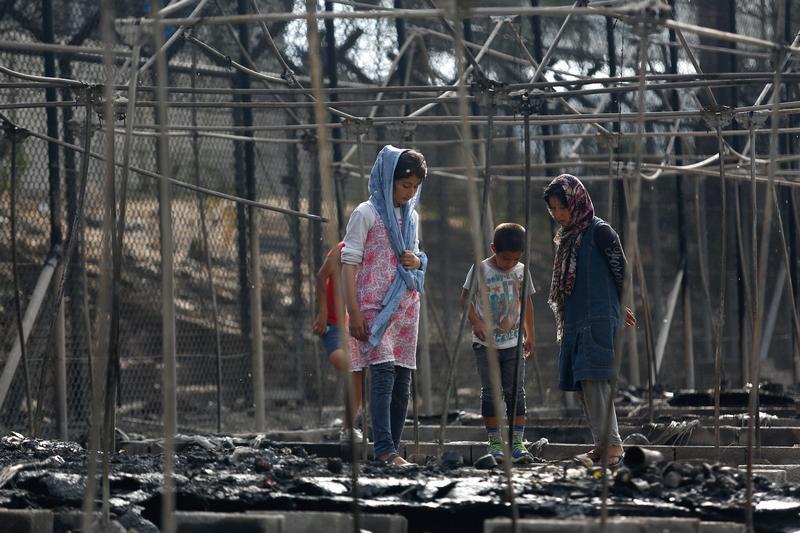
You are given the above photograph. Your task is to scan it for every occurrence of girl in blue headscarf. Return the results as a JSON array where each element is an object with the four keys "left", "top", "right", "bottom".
[{"left": 342, "top": 146, "right": 428, "bottom": 466}]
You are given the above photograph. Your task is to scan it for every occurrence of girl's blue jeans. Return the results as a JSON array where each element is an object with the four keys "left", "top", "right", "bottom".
[{"left": 370, "top": 362, "right": 412, "bottom": 458}]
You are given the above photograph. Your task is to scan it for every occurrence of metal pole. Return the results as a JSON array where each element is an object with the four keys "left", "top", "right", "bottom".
[
  {"left": 54, "top": 262, "right": 68, "bottom": 440},
  {"left": 99, "top": 22, "right": 126, "bottom": 532},
  {"left": 250, "top": 208, "right": 265, "bottom": 431},
  {"left": 668, "top": 0, "right": 693, "bottom": 391},
  {"left": 137, "top": 0, "right": 211, "bottom": 75},
  {"left": 713, "top": 115, "right": 729, "bottom": 456},
  {"left": 125, "top": 6, "right": 637, "bottom": 27},
  {"left": 528, "top": 0, "right": 580, "bottom": 84},
  {"left": 605, "top": 15, "right": 616, "bottom": 220},
  {"left": 418, "top": 268, "right": 433, "bottom": 416},
  {"left": 7, "top": 128, "right": 34, "bottom": 437},
  {"left": 189, "top": 47, "right": 224, "bottom": 434},
  {"left": 734, "top": 179, "right": 753, "bottom": 386},
  {"left": 231, "top": 3, "right": 252, "bottom": 343},
  {"left": 41, "top": 8, "right": 63, "bottom": 440},
  {"left": 324, "top": 0, "right": 346, "bottom": 234},
  {"left": 42, "top": 0, "right": 62, "bottom": 256}
]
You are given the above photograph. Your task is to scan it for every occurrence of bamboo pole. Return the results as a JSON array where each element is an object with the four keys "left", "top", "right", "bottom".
[
  {"left": 747, "top": 43, "right": 786, "bottom": 531},
  {"left": 450, "top": 4, "right": 519, "bottom": 530},
  {"left": 509, "top": 92, "right": 534, "bottom": 451},
  {"left": 150, "top": 0, "right": 178, "bottom": 529},
  {"left": 706, "top": 109, "right": 732, "bottom": 457},
  {"left": 600, "top": 19, "right": 648, "bottom": 532},
  {"left": 127, "top": 5, "right": 615, "bottom": 27},
  {"left": 303, "top": 3, "right": 361, "bottom": 532}
]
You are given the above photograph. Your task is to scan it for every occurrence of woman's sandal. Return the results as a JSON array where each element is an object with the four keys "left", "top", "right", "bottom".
[
  {"left": 378, "top": 452, "right": 411, "bottom": 466},
  {"left": 574, "top": 450, "right": 625, "bottom": 468},
  {"left": 573, "top": 450, "right": 601, "bottom": 468},
  {"left": 605, "top": 453, "right": 625, "bottom": 468}
]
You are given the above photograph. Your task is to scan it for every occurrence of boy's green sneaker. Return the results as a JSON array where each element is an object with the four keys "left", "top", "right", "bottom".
[
  {"left": 511, "top": 438, "right": 534, "bottom": 465},
  {"left": 487, "top": 436, "right": 505, "bottom": 462}
]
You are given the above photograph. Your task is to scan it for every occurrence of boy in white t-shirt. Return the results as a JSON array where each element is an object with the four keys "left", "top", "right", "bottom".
[{"left": 460, "top": 223, "right": 536, "bottom": 464}]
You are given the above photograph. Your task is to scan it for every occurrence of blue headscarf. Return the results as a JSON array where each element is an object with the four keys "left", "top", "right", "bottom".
[{"left": 366, "top": 145, "right": 428, "bottom": 347}]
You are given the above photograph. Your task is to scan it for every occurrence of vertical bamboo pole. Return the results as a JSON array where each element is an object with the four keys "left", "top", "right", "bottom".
[
  {"left": 601, "top": 18, "right": 648, "bottom": 532},
  {"left": 711, "top": 113, "right": 730, "bottom": 457},
  {"left": 509, "top": 92, "right": 533, "bottom": 451},
  {"left": 77, "top": 97, "right": 99, "bottom": 533},
  {"left": 151, "top": 0, "right": 177, "bottom": 529},
  {"left": 747, "top": 40, "right": 785, "bottom": 531},
  {"left": 303, "top": 3, "right": 361, "bottom": 532},
  {"left": 450, "top": 3, "right": 519, "bottom": 530}
]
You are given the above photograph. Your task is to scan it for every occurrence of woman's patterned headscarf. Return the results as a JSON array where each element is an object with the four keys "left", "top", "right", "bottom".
[{"left": 546, "top": 174, "right": 595, "bottom": 341}]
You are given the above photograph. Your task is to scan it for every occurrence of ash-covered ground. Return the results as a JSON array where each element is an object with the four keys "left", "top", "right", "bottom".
[{"left": 0, "top": 432, "right": 798, "bottom": 532}]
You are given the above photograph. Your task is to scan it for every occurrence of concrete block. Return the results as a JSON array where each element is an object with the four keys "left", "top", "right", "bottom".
[
  {"left": 400, "top": 442, "right": 472, "bottom": 463},
  {"left": 756, "top": 427, "right": 800, "bottom": 446},
  {"left": 53, "top": 511, "right": 126, "bottom": 533},
  {"left": 119, "top": 439, "right": 161, "bottom": 455},
  {"left": 248, "top": 511, "right": 350, "bottom": 533},
  {"left": 484, "top": 518, "right": 701, "bottom": 533},
  {"left": 247, "top": 511, "right": 406, "bottom": 533},
  {"left": 750, "top": 446, "right": 800, "bottom": 465},
  {"left": 54, "top": 511, "right": 116, "bottom": 532},
  {"left": 673, "top": 446, "right": 745, "bottom": 465},
  {"left": 638, "top": 517, "right": 699, "bottom": 532},
  {"left": 174, "top": 511, "right": 283, "bottom": 533},
  {"left": 739, "top": 465, "right": 788, "bottom": 484},
  {"left": 739, "top": 463, "right": 800, "bottom": 482},
  {"left": 756, "top": 468, "right": 787, "bottom": 483},
  {"left": 360, "top": 513, "right": 407, "bottom": 533},
  {"left": 484, "top": 517, "right": 592, "bottom": 532},
  {"left": 536, "top": 444, "right": 679, "bottom": 464},
  {"left": 699, "top": 522, "right": 746, "bottom": 533},
  {"left": 0, "top": 509, "right": 54, "bottom": 533},
  {"left": 680, "top": 428, "right": 737, "bottom": 447},
  {"left": 54, "top": 510, "right": 92, "bottom": 531}
]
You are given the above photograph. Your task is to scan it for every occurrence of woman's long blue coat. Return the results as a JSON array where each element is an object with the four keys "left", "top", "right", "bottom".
[{"left": 558, "top": 217, "right": 621, "bottom": 391}]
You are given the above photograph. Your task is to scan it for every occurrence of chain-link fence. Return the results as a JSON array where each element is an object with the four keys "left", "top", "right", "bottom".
[{"left": 1, "top": 0, "right": 799, "bottom": 439}]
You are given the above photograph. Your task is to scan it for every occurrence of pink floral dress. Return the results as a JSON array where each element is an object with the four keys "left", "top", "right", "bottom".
[{"left": 349, "top": 207, "right": 420, "bottom": 370}]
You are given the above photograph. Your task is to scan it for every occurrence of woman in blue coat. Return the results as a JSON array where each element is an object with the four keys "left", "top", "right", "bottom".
[{"left": 544, "top": 174, "right": 636, "bottom": 467}]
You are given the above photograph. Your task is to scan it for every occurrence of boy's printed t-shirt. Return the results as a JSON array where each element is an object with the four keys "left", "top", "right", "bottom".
[{"left": 463, "top": 259, "right": 535, "bottom": 349}]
